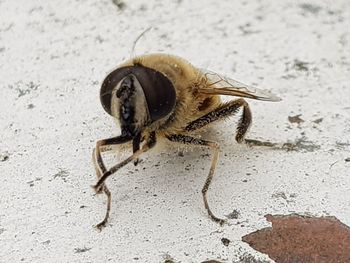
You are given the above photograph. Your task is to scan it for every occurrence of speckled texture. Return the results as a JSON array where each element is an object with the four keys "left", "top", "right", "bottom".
[{"left": 1, "top": 0, "right": 350, "bottom": 262}]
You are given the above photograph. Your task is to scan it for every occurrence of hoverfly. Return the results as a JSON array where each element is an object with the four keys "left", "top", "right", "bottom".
[{"left": 92, "top": 53, "right": 281, "bottom": 229}]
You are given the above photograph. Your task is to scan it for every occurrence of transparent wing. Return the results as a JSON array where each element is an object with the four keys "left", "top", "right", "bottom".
[{"left": 198, "top": 69, "right": 281, "bottom": 102}]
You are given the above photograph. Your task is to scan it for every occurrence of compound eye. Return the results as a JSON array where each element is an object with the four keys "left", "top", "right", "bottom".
[
  {"left": 100, "top": 67, "right": 134, "bottom": 115},
  {"left": 100, "top": 65, "right": 176, "bottom": 121},
  {"left": 132, "top": 66, "right": 176, "bottom": 122}
]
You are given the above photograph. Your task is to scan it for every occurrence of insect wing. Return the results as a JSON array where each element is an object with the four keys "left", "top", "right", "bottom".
[{"left": 199, "top": 69, "right": 281, "bottom": 102}]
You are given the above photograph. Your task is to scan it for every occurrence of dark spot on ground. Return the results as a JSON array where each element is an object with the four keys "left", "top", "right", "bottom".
[
  {"left": 26, "top": 177, "right": 42, "bottom": 187},
  {"left": 1, "top": 23, "right": 13, "bottom": 32},
  {"left": 283, "top": 59, "right": 319, "bottom": 79},
  {"left": 288, "top": 114, "right": 304, "bottom": 124},
  {"left": 0, "top": 152, "right": 9, "bottom": 162},
  {"left": 245, "top": 139, "right": 278, "bottom": 148},
  {"left": 95, "top": 35, "right": 104, "bottom": 43},
  {"left": 245, "top": 137, "right": 320, "bottom": 152},
  {"left": 0, "top": 228, "right": 5, "bottom": 235},
  {"left": 185, "top": 164, "right": 192, "bottom": 171},
  {"left": 312, "top": 118, "right": 323, "bottom": 124},
  {"left": 299, "top": 3, "right": 322, "bottom": 15},
  {"left": 164, "top": 253, "right": 176, "bottom": 263},
  {"left": 111, "top": 0, "right": 126, "bottom": 10},
  {"left": 15, "top": 81, "right": 39, "bottom": 97},
  {"left": 335, "top": 141, "right": 350, "bottom": 149},
  {"left": 272, "top": 191, "right": 288, "bottom": 200},
  {"left": 0, "top": 47, "right": 5, "bottom": 52},
  {"left": 225, "top": 209, "right": 240, "bottom": 219},
  {"left": 242, "top": 214, "right": 350, "bottom": 263},
  {"left": 272, "top": 192, "right": 296, "bottom": 203},
  {"left": 255, "top": 15, "right": 264, "bottom": 21},
  {"left": 42, "top": 240, "right": 50, "bottom": 245},
  {"left": 221, "top": 237, "right": 230, "bottom": 246},
  {"left": 27, "top": 103, "right": 35, "bottom": 109},
  {"left": 139, "top": 4, "right": 147, "bottom": 11},
  {"left": 293, "top": 59, "right": 309, "bottom": 72},
  {"left": 233, "top": 253, "right": 271, "bottom": 263},
  {"left": 53, "top": 168, "right": 69, "bottom": 182},
  {"left": 202, "top": 261, "right": 223, "bottom": 263},
  {"left": 345, "top": 157, "right": 350, "bottom": 162},
  {"left": 238, "top": 23, "right": 260, "bottom": 35},
  {"left": 282, "top": 137, "right": 320, "bottom": 152},
  {"left": 327, "top": 9, "right": 340, "bottom": 16},
  {"left": 281, "top": 74, "right": 296, "bottom": 80},
  {"left": 74, "top": 247, "right": 91, "bottom": 253}
]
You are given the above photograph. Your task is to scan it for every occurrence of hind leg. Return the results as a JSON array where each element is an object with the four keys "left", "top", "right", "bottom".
[{"left": 185, "top": 98, "right": 252, "bottom": 142}]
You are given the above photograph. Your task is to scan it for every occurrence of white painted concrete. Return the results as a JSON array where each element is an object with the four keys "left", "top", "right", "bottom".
[{"left": 1, "top": 0, "right": 349, "bottom": 262}]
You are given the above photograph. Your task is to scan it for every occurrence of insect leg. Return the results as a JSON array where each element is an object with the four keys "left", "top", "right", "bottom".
[
  {"left": 92, "top": 132, "right": 156, "bottom": 229},
  {"left": 132, "top": 132, "right": 142, "bottom": 166},
  {"left": 92, "top": 148, "right": 112, "bottom": 230},
  {"left": 92, "top": 135, "right": 132, "bottom": 230},
  {"left": 166, "top": 134, "right": 225, "bottom": 225},
  {"left": 185, "top": 98, "right": 252, "bottom": 143},
  {"left": 94, "top": 135, "right": 132, "bottom": 183}
]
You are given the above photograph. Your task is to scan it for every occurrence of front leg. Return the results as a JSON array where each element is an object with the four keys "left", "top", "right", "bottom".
[
  {"left": 92, "top": 135, "right": 132, "bottom": 230},
  {"left": 93, "top": 135, "right": 132, "bottom": 181},
  {"left": 132, "top": 132, "right": 142, "bottom": 166},
  {"left": 92, "top": 132, "right": 157, "bottom": 230}
]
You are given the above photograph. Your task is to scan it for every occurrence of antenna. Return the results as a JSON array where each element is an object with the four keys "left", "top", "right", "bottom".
[{"left": 130, "top": 27, "right": 153, "bottom": 59}]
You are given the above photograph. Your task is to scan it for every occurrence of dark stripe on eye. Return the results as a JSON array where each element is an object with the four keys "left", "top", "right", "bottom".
[
  {"left": 101, "top": 67, "right": 134, "bottom": 116},
  {"left": 118, "top": 76, "right": 137, "bottom": 136}
]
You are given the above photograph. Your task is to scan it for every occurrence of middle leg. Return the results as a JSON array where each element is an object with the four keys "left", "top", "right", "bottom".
[{"left": 185, "top": 98, "right": 252, "bottom": 143}]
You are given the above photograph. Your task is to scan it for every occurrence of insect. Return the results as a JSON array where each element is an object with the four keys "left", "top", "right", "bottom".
[{"left": 92, "top": 53, "right": 281, "bottom": 230}]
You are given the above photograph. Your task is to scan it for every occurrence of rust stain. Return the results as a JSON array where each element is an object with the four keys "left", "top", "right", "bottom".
[{"left": 242, "top": 214, "right": 350, "bottom": 263}]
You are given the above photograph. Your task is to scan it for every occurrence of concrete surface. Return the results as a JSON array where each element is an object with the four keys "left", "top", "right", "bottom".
[{"left": 1, "top": 0, "right": 350, "bottom": 262}]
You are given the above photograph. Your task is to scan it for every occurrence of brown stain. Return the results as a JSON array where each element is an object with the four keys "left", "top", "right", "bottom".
[{"left": 242, "top": 214, "right": 350, "bottom": 263}]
